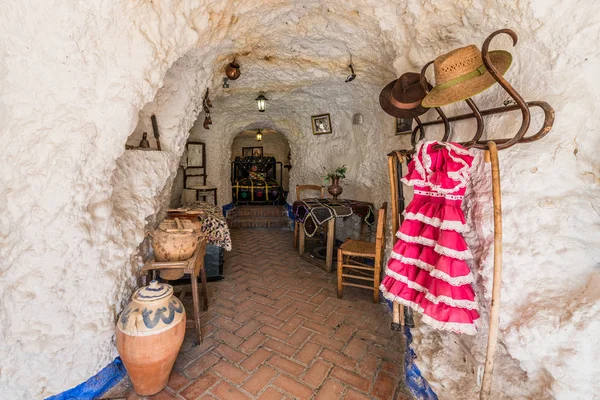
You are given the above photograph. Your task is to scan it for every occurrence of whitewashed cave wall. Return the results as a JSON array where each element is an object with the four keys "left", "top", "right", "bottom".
[{"left": 0, "top": 0, "right": 598, "bottom": 399}]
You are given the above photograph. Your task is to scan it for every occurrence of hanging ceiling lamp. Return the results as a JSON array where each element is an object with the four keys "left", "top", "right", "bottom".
[
  {"left": 255, "top": 94, "right": 268, "bottom": 112},
  {"left": 256, "top": 130, "right": 263, "bottom": 141}
]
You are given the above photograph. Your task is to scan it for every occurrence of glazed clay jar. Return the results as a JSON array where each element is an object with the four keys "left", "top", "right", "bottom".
[{"left": 116, "top": 280, "right": 186, "bottom": 396}]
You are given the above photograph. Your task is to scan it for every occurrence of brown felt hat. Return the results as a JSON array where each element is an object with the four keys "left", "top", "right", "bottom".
[
  {"left": 422, "top": 45, "right": 512, "bottom": 108},
  {"left": 379, "top": 72, "right": 430, "bottom": 118}
]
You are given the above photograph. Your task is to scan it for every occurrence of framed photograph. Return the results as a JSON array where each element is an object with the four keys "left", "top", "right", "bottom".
[
  {"left": 311, "top": 113, "right": 332, "bottom": 135},
  {"left": 395, "top": 117, "right": 414, "bottom": 135},
  {"left": 242, "top": 147, "right": 263, "bottom": 157}
]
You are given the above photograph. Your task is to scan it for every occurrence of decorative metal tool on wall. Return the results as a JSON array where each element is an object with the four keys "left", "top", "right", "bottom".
[
  {"left": 151, "top": 115, "right": 161, "bottom": 151},
  {"left": 386, "top": 28, "right": 555, "bottom": 400},
  {"left": 203, "top": 88, "right": 213, "bottom": 130}
]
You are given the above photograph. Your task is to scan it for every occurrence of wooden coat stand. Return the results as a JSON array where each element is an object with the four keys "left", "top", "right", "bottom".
[{"left": 386, "top": 29, "right": 554, "bottom": 400}]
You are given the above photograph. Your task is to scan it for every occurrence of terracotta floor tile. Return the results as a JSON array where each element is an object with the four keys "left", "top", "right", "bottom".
[
  {"left": 180, "top": 372, "right": 219, "bottom": 399},
  {"left": 257, "top": 387, "right": 285, "bottom": 400},
  {"left": 331, "top": 366, "right": 371, "bottom": 393},
  {"left": 272, "top": 375, "right": 314, "bottom": 400},
  {"left": 166, "top": 370, "right": 191, "bottom": 391},
  {"left": 242, "top": 365, "right": 277, "bottom": 395},
  {"left": 240, "top": 348, "right": 272, "bottom": 371},
  {"left": 315, "top": 379, "right": 344, "bottom": 400},
  {"left": 212, "top": 359, "right": 249, "bottom": 385},
  {"left": 211, "top": 381, "right": 251, "bottom": 400},
  {"left": 302, "top": 359, "right": 332, "bottom": 387},
  {"left": 267, "top": 355, "right": 306, "bottom": 377},
  {"left": 183, "top": 353, "right": 220, "bottom": 379}
]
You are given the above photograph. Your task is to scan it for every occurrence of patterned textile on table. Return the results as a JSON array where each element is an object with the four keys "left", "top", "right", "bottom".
[
  {"left": 292, "top": 198, "right": 376, "bottom": 237},
  {"left": 180, "top": 201, "right": 232, "bottom": 251},
  {"left": 232, "top": 156, "right": 283, "bottom": 205}
]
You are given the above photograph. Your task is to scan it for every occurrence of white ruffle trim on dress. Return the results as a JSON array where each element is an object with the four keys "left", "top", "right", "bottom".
[
  {"left": 389, "top": 251, "right": 475, "bottom": 285},
  {"left": 402, "top": 140, "right": 472, "bottom": 195},
  {"left": 403, "top": 211, "right": 468, "bottom": 233},
  {"left": 384, "top": 269, "right": 479, "bottom": 310},
  {"left": 380, "top": 286, "right": 479, "bottom": 335},
  {"left": 395, "top": 232, "right": 473, "bottom": 260}
]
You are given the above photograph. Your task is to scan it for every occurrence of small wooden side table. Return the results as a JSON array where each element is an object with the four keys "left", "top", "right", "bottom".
[
  {"left": 188, "top": 185, "right": 218, "bottom": 205},
  {"left": 141, "top": 239, "right": 208, "bottom": 344}
]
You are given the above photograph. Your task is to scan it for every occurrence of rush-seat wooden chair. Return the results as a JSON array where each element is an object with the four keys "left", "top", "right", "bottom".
[
  {"left": 337, "top": 202, "right": 387, "bottom": 303},
  {"left": 293, "top": 184, "right": 326, "bottom": 248}
]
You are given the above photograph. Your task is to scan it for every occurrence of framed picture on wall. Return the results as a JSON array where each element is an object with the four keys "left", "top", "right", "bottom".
[
  {"left": 311, "top": 113, "right": 332, "bottom": 135},
  {"left": 395, "top": 117, "right": 413, "bottom": 135},
  {"left": 242, "top": 147, "right": 263, "bottom": 157}
]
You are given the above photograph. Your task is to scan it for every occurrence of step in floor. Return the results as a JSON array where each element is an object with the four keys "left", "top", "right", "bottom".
[{"left": 227, "top": 205, "right": 292, "bottom": 229}]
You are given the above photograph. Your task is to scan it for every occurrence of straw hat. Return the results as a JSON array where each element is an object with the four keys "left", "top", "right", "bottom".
[
  {"left": 421, "top": 45, "right": 512, "bottom": 108},
  {"left": 379, "top": 72, "right": 430, "bottom": 118}
]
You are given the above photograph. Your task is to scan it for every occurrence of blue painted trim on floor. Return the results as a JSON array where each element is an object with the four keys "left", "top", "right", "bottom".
[
  {"left": 45, "top": 357, "right": 127, "bottom": 400},
  {"left": 285, "top": 203, "right": 295, "bottom": 221},
  {"left": 384, "top": 298, "right": 438, "bottom": 400},
  {"left": 222, "top": 202, "right": 235, "bottom": 217}
]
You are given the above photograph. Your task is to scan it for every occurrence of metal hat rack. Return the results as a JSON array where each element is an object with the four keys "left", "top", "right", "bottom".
[{"left": 386, "top": 28, "right": 555, "bottom": 400}]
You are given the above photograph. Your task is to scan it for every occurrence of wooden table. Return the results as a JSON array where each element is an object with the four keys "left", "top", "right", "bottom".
[
  {"left": 141, "top": 239, "right": 208, "bottom": 343},
  {"left": 292, "top": 198, "right": 376, "bottom": 272}
]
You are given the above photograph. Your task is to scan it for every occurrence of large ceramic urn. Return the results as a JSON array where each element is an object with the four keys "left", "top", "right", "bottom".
[
  {"left": 116, "top": 280, "right": 186, "bottom": 396},
  {"left": 151, "top": 218, "right": 202, "bottom": 280}
]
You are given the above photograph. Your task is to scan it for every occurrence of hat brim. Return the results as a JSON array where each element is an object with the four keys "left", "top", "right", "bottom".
[
  {"left": 379, "top": 79, "right": 430, "bottom": 118},
  {"left": 421, "top": 50, "right": 512, "bottom": 108}
]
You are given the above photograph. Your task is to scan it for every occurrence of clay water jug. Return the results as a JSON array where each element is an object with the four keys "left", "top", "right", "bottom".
[{"left": 116, "top": 280, "right": 186, "bottom": 396}]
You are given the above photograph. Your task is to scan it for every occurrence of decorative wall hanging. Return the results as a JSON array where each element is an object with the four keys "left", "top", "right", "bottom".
[
  {"left": 395, "top": 118, "right": 413, "bottom": 135},
  {"left": 203, "top": 88, "right": 213, "bottom": 130},
  {"left": 255, "top": 94, "right": 268, "bottom": 112},
  {"left": 242, "top": 147, "right": 263, "bottom": 157},
  {"left": 345, "top": 64, "right": 356, "bottom": 82},
  {"left": 312, "top": 113, "right": 332, "bottom": 135},
  {"left": 225, "top": 60, "right": 241, "bottom": 80},
  {"left": 382, "top": 28, "right": 555, "bottom": 400}
]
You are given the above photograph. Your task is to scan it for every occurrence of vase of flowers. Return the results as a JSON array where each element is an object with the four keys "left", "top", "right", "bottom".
[{"left": 325, "top": 165, "right": 347, "bottom": 200}]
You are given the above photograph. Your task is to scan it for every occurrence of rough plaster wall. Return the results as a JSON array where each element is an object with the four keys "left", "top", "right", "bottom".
[
  {"left": 1, "top": 0, "right": 599, "bottom": 399},
  {"left": 231, "top": 130, "right": 290, "bottom": 191}
]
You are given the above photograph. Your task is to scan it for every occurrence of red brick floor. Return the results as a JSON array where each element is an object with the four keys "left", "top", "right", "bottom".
[{"left": 110, "top": 228, "right": 411, "bottom": 400}]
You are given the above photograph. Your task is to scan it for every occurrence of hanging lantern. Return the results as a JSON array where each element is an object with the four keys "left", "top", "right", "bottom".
[
  {"left": 255, "top": 94, "right": 268, "bottom": 112},
  {"left": 256, "top": 130, "right": 263, "bottom": 141}
]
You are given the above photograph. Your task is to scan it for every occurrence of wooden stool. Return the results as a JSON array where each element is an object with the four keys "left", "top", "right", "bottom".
[
  {"left": 337, "top": 203, "right": 387, "bottom": 303},
  {"left": 141, "top": 239, "right": 208, "bottom": 344}
]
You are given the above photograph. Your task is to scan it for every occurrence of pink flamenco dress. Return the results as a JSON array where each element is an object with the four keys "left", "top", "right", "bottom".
[{"left": 380, "top": 140, "right": 479, "bottom": 335}]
